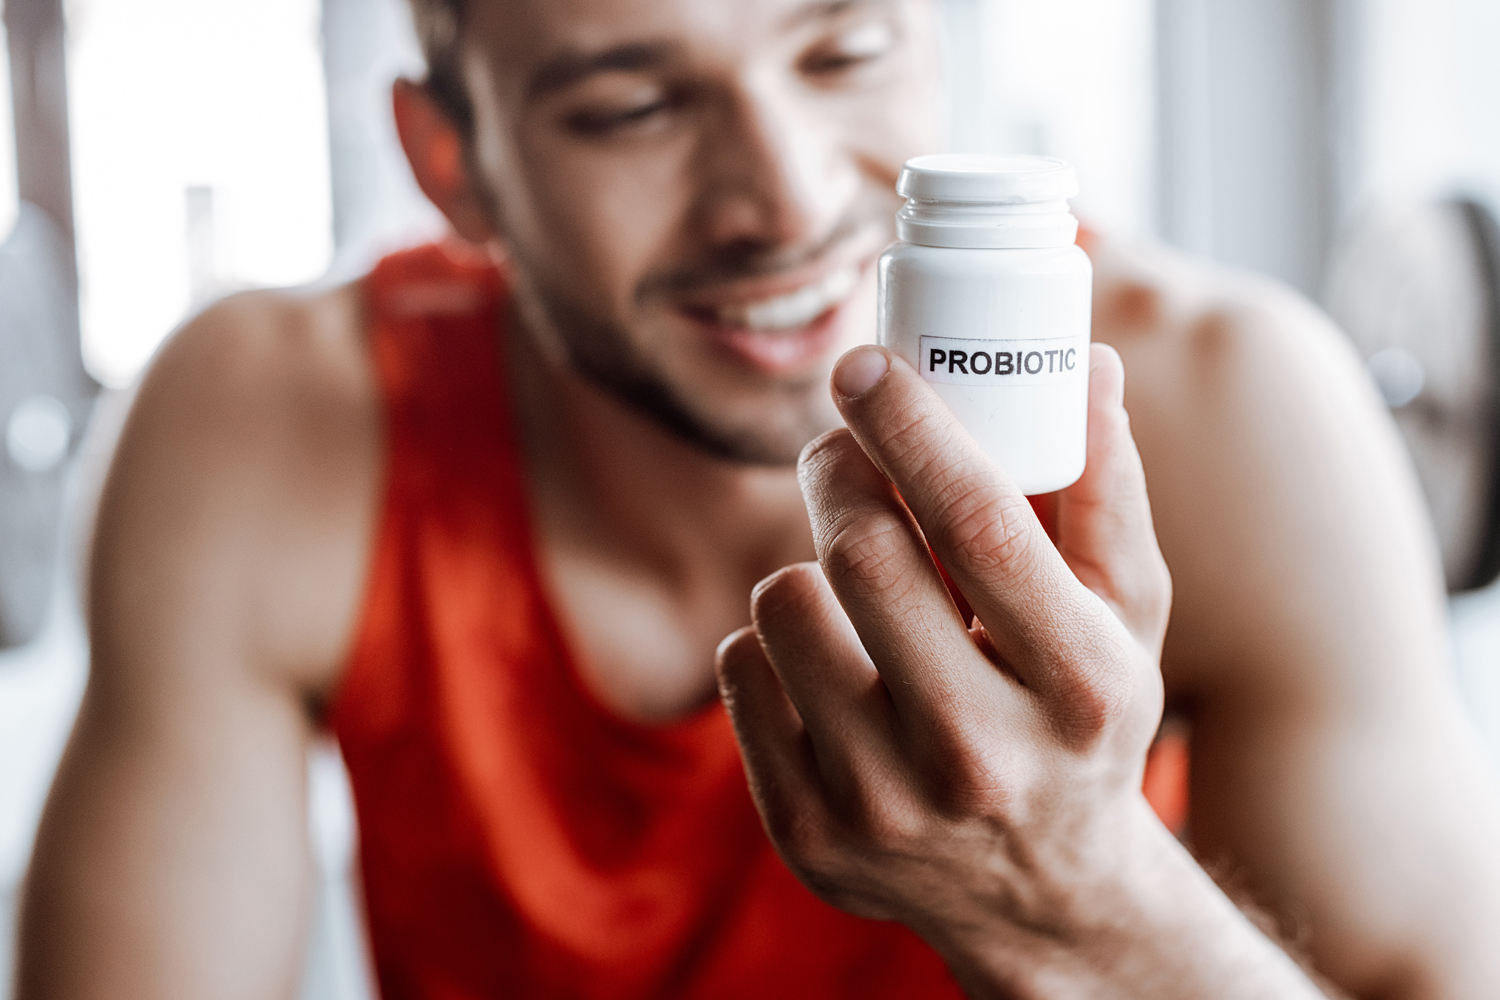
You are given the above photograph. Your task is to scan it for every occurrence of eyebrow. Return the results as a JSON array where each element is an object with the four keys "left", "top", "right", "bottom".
[
  {"left": 524, "top": 42, "right": 679, "bottom": 101},
  {"left": 780, "top": 0, "right": 883, "bottom": 31},
  {"left": 521, "top": 0, "right": 895, "bottom": 102}
]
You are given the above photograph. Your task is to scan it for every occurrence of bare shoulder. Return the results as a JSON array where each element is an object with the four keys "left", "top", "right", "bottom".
[
  {"left": 90, "top": 280, "right": 381, "bottom": 704},
  {"left": 1089, "top": 237, "right": 1449, "bottom": 698},
  {"left": 1090, "top": 234, "right": 1375, "bottom": 413}
]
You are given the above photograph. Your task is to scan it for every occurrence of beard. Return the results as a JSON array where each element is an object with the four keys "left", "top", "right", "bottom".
[
  {"left": 515, "top": 284, "right": 831, "bottom": 465},
  {"left": 504, "top": 209, "right": 890, "bottom": 466}
]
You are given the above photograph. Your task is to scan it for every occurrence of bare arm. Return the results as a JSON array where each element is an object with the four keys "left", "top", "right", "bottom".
[
  {"left": 18, "top": 286, "right": 379, "bottom": 1000},
  {"left": 1104, "top": 252, "right": 1500, "bottom": 998}
]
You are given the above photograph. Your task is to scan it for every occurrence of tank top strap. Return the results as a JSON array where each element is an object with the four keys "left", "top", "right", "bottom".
[
  {"left": 333, "top": 241, "right": 553, "bottom": 744},
  {"left": 364, "top": 241, "right": 511, "bottom": 498}
]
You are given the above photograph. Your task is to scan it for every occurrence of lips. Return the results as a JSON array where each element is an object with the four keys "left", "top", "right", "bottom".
[{"left": 678, "top": 262, "right": 867, "bottom": 376}]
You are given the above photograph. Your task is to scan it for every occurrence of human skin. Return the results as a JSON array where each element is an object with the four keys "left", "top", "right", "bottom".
[
  {"left": 719, "top": 344, "right": 1323, "bottom": 998},
  {"left": 18, "top": 0, "right": 1500, "bottom": 997}
]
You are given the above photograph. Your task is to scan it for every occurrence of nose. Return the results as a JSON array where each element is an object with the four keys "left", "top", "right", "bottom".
[{"left": 692, "top": 79, "right": 858, "bottom": 257}]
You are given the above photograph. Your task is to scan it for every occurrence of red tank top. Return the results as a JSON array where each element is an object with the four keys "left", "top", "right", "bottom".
[{"left": 332, "top": 242, "right": 1189, "bottom": 999}]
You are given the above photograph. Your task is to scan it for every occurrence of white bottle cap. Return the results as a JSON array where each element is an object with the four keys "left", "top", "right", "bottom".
[
  {"left": 895, "top": 154, "right": 1080, "bottom": 249},
  {"left": 897, "top": 154, "right": 1079, "bottom": 203}
]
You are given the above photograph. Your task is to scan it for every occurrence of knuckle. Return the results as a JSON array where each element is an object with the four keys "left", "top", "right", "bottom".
[
  {"left": 750, "top": 563, "right": 823, "bottom": 625},
  {"left": 1046, "top": 629, "right": 1140, "bottom": 744},
  {"left": 1094, "top": 552, "right": 1173, "bottom": 645},
  {"left": 1115, "top": 567, "right": 1171, "bottom": 636},
  {"left": 835, "top": 774, "right": 927, "bottom": 852},
  {"left": 823, "top": 515, "right": 920, "bottom": 603},
  {"left": 1147, "top": 560, "right": 1174, "bottom": 635},
  {"left": 940, "top": 481, "right": 1038, "bottom": 577},
  {"left": 1052, "top": 682, "right": 1125, "bottom": 743},
  {"left": 909, "top": 712, "right": 1023, "bottom": 816},
  {"left": 797, "top": 429, "right": 864, "bottom": 489}
]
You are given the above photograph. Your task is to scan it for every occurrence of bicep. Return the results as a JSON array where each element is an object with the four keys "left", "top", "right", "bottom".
[
  {"left": 1135, "top": 301, "right": 1500, "bottom": 996},
  {"left": 18, "top": 320, "right": 327, "bottom": 1000}
]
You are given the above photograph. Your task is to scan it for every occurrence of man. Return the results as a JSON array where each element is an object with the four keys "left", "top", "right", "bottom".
[{"left": 18, "top": 0, "right": 1500, "bottom": 997}]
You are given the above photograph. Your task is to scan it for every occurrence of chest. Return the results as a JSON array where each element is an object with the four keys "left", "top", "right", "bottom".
[{"left": 538, "top": 548, "right": 762, "bottom": 723}]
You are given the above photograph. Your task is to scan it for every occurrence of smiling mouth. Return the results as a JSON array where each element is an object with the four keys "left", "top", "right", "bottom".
[{"left": 683, "top": 264, "right": 863, "bottom": 333}]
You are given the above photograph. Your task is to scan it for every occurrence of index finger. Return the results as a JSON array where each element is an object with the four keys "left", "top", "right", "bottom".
[{"left": 824, "top": 345, "right": 1108, "bottom": 691}]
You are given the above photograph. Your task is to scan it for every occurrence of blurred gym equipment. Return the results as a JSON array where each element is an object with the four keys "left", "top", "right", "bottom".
[
  {"left": 1324, "top": 197, "right": 1500, "bottom": 593},
  {"left": 1, "top": 0, "right": 97, "bottom": 649}
]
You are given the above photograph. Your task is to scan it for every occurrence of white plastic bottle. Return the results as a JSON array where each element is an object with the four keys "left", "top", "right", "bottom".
[{"left": 878, "top": 154, "right": 1093, "bottom": 494}]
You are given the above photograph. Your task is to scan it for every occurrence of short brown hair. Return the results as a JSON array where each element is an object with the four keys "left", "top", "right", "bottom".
[{"left": 407, "top": 0, "right": 473, "bottom": 132}]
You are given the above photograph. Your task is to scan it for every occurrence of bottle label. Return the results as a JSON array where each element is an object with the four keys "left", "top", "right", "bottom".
[{"left": 918, "top": 334, "right": 1088, "bottom": 386}]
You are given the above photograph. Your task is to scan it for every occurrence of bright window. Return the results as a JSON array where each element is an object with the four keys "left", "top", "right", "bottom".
[
  {"left": 67, "top": 0, "right": 334, "bottom": 388},
  {"left": 1353, "top": 0, "right": 1500, "bottom": 203},
  {"left": 941, "top": 0, "right": 1157, "bottom": 240}
]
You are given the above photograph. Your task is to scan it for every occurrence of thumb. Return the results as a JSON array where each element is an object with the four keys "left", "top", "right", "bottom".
[{"left": 1054, "top": 344, "right": 1172, "bottom": 648}]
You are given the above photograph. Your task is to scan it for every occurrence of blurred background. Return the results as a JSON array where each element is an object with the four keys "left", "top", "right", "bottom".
[{"left": 1, "top": 0, "right": 1498, "bottom": 996}]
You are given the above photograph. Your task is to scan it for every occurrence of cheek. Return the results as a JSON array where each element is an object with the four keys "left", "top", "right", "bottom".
[
  {"left": 843, "top": 27, "right": 943, "bottom": 167},
  {"left": 511, "top": 131, "right": 699, "bottom": 312},
  {"left": 850, "top": 82, "right": 940, "bottom": 170}
]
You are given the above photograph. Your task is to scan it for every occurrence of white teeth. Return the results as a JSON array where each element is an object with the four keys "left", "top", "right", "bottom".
[{"left": 718, "top": 265, "right": 860, "bottom": 331}]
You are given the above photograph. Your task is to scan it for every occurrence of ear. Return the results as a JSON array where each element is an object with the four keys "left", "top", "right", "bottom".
[{"left": 392, "top": 78, "right": 498, "bottom": 245}]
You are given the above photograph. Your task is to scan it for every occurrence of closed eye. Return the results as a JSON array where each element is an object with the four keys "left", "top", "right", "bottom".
[
  {"left": 565, "top": 98, "right": 672, "bottom": 136},
  {"left": 800, "top": 18, "right": 898, "bottom": 76}
]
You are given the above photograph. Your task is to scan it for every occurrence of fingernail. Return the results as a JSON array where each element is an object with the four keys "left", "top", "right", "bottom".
[{"left": 832, "top": 346, "right": 890, "bottom": 398}]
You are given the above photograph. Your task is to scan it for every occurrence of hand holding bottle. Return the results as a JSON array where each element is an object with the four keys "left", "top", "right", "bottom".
[{"left": 717, "top": 344, "right": 1331, "bottom": 998}]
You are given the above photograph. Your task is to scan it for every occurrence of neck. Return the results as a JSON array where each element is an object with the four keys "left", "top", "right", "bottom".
[{"left": 505, "top": 304, "right": 816, "bottom": 599}]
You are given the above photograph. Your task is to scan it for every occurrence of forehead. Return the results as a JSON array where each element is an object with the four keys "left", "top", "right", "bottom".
[{"left": 465, "top": 0, "right": 895, "bottom": 84}]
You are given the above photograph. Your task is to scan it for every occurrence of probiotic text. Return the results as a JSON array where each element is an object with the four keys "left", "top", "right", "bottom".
[{"left": 877, "top": 154, "right": 1093, "bottom": 494}]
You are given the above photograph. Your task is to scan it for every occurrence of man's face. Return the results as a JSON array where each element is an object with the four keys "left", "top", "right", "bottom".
[{"left": 457, "top": 0, "right": 940, "bottom": 463}]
